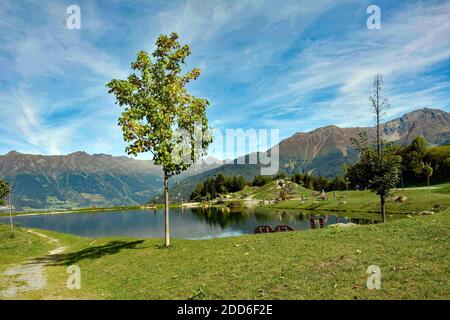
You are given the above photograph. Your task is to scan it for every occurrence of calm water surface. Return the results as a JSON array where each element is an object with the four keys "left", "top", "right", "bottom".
[{"left": 1, "top": 208, "right": 377, "bottom": 240}]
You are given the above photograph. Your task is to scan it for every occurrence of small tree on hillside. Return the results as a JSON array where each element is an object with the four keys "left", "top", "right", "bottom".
[
  {"left": 190, "top": 182, "right": 203, "bottom": 202},
  {"left": 402, "top": 136, "right": 429, "bottom": 180},
  {"left": 0, "top": 180, "right": 13, "bottom": 236},
  {"left": 348, "top": 74, "right": 401, "bottom": 223},
  {"left": 0, "top": 180, "right": 9, "bottom": 206},
  {"left": 279, "top": 189, "right": 288, "bottom": 201},
  {"left": 422, "top": 163, "right": 433, "bottom": 195},
  {"left": 107, "top": 33, "right": 212, "bottom": 247}
]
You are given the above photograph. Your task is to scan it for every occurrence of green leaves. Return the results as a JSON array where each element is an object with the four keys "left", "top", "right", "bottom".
[
  {"left": 107, "top": 33, "right": 212, "bottom": 176},
  {"left": 0, "top": 180, "right": 10, "bottom": 206},
  {"left": 348, "top": 143, "right": 401, "bottom": 197}
]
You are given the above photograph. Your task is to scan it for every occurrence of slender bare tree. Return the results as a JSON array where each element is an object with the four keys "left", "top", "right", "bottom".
[
  {"left": 349, "top": 75, "right": 401, "bottom": 223},
  {"left": 370, "top": 74, "right": 390, "bottom": 158}
]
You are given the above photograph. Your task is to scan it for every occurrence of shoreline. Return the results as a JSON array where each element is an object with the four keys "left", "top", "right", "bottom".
[
  {"left": 0, "top": 203, "right": 411, "bottom": 219},
  {"left": 0, "top": 205, "right": 161, "bottom": 218}
]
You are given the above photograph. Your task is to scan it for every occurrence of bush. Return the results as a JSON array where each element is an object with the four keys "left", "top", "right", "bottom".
[
  {"left": 190, "top": 175, "right": 247, "bottom": 201},
  {"left": 252, "top": 175, "right": 272, "bottom": 187}
]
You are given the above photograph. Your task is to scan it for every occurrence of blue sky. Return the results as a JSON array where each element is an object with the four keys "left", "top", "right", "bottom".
[{"left": 1, "top": 0, "right": 449, "bottom": 159}]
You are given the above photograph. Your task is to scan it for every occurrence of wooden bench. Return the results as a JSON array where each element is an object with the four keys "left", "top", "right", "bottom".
[
  {"left": 254, "top": 225, "right": 274, "bottom": 234},
  {"left": 309, "top": 217, "right": 326, "bottom": 229},
  {"left": 274, "top": 225, "right": 295, "bottom": 232},
  {"left": 254, "top": 225, "right": 295, "bottom": 234}
]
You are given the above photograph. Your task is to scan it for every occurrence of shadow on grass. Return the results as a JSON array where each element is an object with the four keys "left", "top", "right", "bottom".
[{"left": 38, "top": 240, "right": 145, "bottom": 266}]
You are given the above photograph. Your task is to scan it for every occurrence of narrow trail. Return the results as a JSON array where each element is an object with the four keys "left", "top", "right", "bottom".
[{"left": 0, "top": 229, "right": 66, "bottom": 299}]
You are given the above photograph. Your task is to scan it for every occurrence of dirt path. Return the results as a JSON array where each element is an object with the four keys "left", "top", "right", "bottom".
[{"left": 0, "top": 229, "right": 66, "bottom": 299}]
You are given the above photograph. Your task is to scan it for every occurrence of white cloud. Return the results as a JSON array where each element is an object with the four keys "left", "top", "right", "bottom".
[
  {"left": 1, "top": 0, "right": 449, "bottom": 159},
  {"left": 0, "top": 85, "right": 75, "bottom": 154},
  {"left": 2, "top": 1, "right": 127, "bottom": 80},
  {"left": 0, "top": 1, "right": 128, "bottom": 155},
  {"left": 251, "top": 1, "right": 450, "bottom": 131}
]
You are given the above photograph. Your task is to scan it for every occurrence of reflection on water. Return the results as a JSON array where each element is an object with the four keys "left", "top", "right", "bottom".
[
  {"left": 349, "top": 217, "right": 378, "bottom": 225},
  {"left": 1, "top": 207, "right": 379, "bottom": 240},
  {"left": 306, "top": 214, "right": 379, "bottom": 229}
]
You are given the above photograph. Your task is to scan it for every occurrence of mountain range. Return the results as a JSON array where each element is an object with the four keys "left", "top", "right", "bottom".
[
  {"left": 170, "top": 108, "right": 450, "bottom": 198},
  {"left": 1, "top": 108, "right": 449, "bottom": 210},
  {"left": 0, "top": 151, "right": 219, "bottom": 210}
]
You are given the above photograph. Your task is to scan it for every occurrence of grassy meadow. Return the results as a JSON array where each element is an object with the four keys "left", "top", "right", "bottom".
[
  {"left": 223, "top": 181, "right": 450, "bottom": 214},
  {"left": 1, "top": 212, "right": 449, "bottom": 300}
]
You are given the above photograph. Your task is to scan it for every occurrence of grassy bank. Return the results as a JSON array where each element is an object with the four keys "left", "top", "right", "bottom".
[
  {"left": 0, "top": 226, "right": 54, "bottom": 272},
  {"left": 1, "top": 213, "right": 449, "bottom": 299},
  {"left": 235, "top": 182, "right": 450, "bottom": 215},
  {"left": 269, "top": 187, "right": 450, "bottom": 214}
]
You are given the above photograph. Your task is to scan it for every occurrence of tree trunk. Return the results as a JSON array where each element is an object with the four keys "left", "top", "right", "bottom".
[
  {"left": 380, "top": 195, "right": 386, "bottom": 223},
  {"left": 9, "top": 190, "right": 14, "bottom": 236},
  {"left": 427, "top": 176, "right": 430, "bottom": 195},
  {"left": 376, "top": 116, "right": 380, "bottom": 157},
  {"left": 375, "top": 77, "right": 381, "bottom": 158},
  {"left": 400, "top": 170, "right": 404, "bottom": 190},
  {"left": 164, "top": 173, "right": 170, "bottom": 247}
]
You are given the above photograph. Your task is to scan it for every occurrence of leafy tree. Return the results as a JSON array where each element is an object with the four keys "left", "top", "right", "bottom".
[
  {"left": 422, "top": 163, "right": 433, "bottom": 195},
  {"left": 291, "top": 173, "right": 304, "bottom": 186},
  {"left": 303, "top": 173, "right": 315, "bottom": 190},
  {"left": 191, "top": 175, "right": 247, "bottom": 200},
  {"left": 330, "top": 176, "right": 346, "bottom": 191},
  {"left": 341, "top": 164, "right": 350, "bottom": 191},
  {"left": 279, "top": 189, "right": 288, "bottom": 201},
  {"left": 107, "top": 33, "right": 212, "bottom": 246},
  {"left": 226, "top": 176, "right": 246, "bottom": 192},
  {"left": 348, "top": 75, "right": 401, "bottom": 222},
  {"left": 204, "top": 177, "right": 218, "bottom": 199},
  {"left": 349, "top": 138, "right": 401, "bottom": 222},
  {"left": 252, "top": 175, "right": 272, "bottom": 187},
  {"left": 396, "top": 137, "right": 447, "bottom": 188},
  {"left": 428, "top": 145, "right": 450, "bottom": 180},
  {"left": 401, "top": 136, "right": 429, "bottom": 180},
  {"left": 0, "top": 180, "right": 10, "bottom": 206},
  {"left": 313, "top": 176, "right": 329, "bottom": 191},
  {"left": 215, "top": 174, "right": 227, "bottom": 194},
  {"left": 190, "top": 182, "right": 203, "bottom": 202},
  {"left": 274, "top": 171, "right": 286, "bottom": 180}
]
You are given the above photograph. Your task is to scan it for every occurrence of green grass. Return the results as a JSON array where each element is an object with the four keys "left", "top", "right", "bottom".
[
  {"left": 250, "top": 182, "right": 450, "bottom": 215},
  {"left": 212, "top": 181, "right": 450, "bottom": 215},
  {"left": 230, "top": 180, "right": 305, "bottom": 201},
  {"left": 0, "top": 225, "right": 54, "bottom": 270},
  {"left": 1, "top": 212, "right": 449, "bottom": 300}
]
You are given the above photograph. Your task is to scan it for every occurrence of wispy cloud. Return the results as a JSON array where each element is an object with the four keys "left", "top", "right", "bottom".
[
  {"left": 250, "top": 1, "right": 450, "bottom": 133},
  {"left": 0, "top": 0, "right": 449, "bottom": 158},
  {"left": 0, "top": 0, "right": 127, "bottom": 155}
]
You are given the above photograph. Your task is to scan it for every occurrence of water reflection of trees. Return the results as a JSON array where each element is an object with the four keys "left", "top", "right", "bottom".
[
  {"left": 190, "top": 207, "right": 307, "bottom": 229},
  {"left": 349, "top": 217, "right": 379, "bottom": 225},
  {"left": 189, "top": 207, "right": 379, "bottom": 230},
  {"left": 191, "top": 207, "right": 248, "bottom": 228}
]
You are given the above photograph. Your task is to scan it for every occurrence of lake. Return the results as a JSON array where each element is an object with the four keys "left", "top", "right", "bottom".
[{"left": 1, "top": 207, "right": 378, "bottom": 240}]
